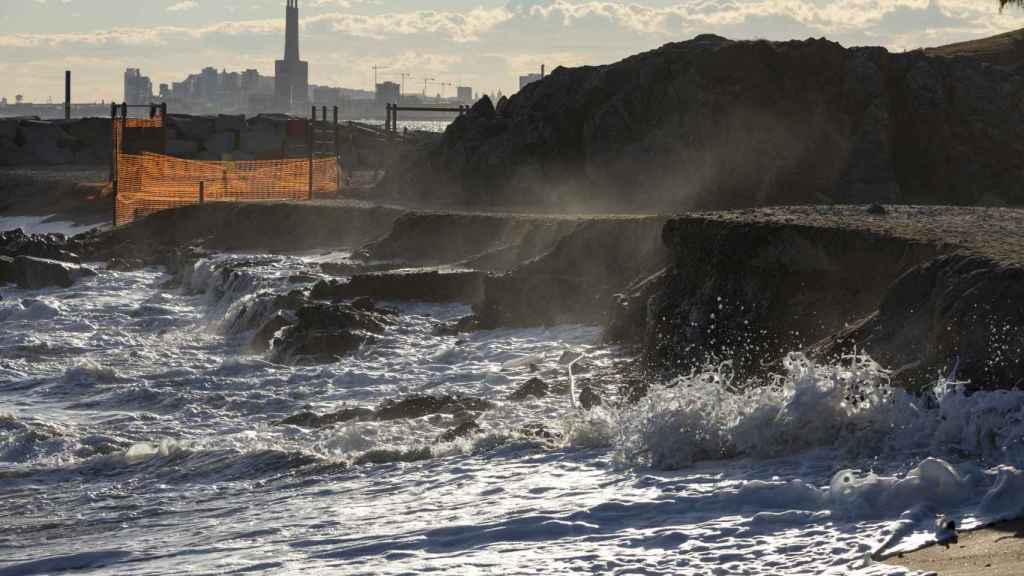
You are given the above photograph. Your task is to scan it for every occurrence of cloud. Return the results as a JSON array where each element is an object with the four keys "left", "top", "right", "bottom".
[{"left": 166, "top": 0, "right": 198, "bottom": 12}]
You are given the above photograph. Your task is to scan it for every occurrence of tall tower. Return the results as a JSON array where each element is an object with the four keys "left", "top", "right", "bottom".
[{"left": 275, "top": 0, "right": 309, "bottom": 113}]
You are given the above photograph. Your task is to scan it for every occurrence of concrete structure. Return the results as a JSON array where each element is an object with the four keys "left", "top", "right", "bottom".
[
  {"left": 124, "top": 68, "right": 153, "bottom": 105},
  {"left": 457, "top": 86, "right": 473, "bottom": 104},
  {"left": 275, "top": 0, "right": 309, "bottom": 113},
  {"left": 376, "top": 81, "right": 400, "bottom": 105}
]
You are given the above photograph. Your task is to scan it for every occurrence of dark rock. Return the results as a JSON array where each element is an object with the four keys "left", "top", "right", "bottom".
[
  {"left": 349, "top": 296, "right": 398, "bottom": 315},
  {"left": 106, "top": 257, "right": 146, "bottom": 272},
  {"left": 508, "top": 377, "right": 550, "bottom": 401},
  {"left": 10, "top": 256, "right": 96, "bottom": 289},
  {"left": 0, "top": 229, "right": 80, "bottom": 264},
  {"left": 434, "top": 315, "right": 480, "bottom": 336},
  {"left": 250, "top": 312, "right": 294, "bottom": 353},
  {"left": 867, "top": 204, "right": 887, "bottom": 215},
  {"left": 287, "top": 273, "right": 320, "bottom": 284},
  {"left": 813, "top": 254, "right": 1024, "bottom": 392},
  {"left": 382, "top": 35, "right": 1024, "bottom": 211},
  {"left": 269, "top": 302, "right": 392, "bottom": 365},
  {"left": 437, "top": 421, "right": 482, "bottom": 443},
  {"left": 312, "top": 270, "right": 486, "bottom": 305},
  {"left": 375, "top": 395, "right": 496, "bottom": 421},
  {"left": 519, "top": 422, "right": 563, "bottom": 441},
  {"left": 277, "top": 407, "right": 375, "bottom": 428},
  {"left": 578, "top": 385, "right": 602, "bottom": 410}
]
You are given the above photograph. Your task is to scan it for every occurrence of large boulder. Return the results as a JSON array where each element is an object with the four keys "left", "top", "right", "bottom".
[
  {"left": 374, "top": 395, "right": 495, "bottom": 421},
  {"left": 0, "top": 229, "right": 80, "bottom": 263},
  {"left": 269, "top": 302, "right": 392, "bottom": 364},
  {"left": 7, "top": 256, "right": 96, "bottom": 289}
]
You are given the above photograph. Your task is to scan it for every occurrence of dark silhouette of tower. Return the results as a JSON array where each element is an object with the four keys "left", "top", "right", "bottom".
[{"left": 275, "top": 0, "right": 309, "bottom": 112}]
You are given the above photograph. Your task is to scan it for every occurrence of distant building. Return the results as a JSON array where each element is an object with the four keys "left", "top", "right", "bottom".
[
  {"left": 241, "top": 69, "right": 260, "bottom": 93},
  {"left": 457, "top": 86, "right": 473, "bottom": 104},
  {"left": 519, "top": 73, "right": 542, "bottom": 90},
  {"left": 275, "top": 0, "right": 309, "bottom": 113},
  {"left": 159, "top": 83, "right": 170, "bottom": 99},
  {"left": 124, "top": 68, "right": 154, "bottom": 104},
  {"left": 375, "top": 81, "right": 400, "bottom": 105},
  {"left": 16, "top": 95, "right": 23, "bottom": 105},
  {"left": 312, "top": 85, "right": 341, "bottom": 105},
  {"left": 0, "top": 97, "right": 7, "bottom": 107}
]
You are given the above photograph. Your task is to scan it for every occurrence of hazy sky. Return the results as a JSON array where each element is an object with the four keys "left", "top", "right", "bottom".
[{"left": 1, "top": 0, "right": 1022, "bottom": 102}]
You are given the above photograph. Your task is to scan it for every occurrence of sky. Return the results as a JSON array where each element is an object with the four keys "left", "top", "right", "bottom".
[{"left": 1, "top": 0, "right": 1022, "bottom": 103}]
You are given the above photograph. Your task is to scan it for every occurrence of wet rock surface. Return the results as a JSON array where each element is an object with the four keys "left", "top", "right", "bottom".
[
  {"left": 374, "top": 395, "right": 496, "bottom": 421},
  {"left": 269, "top": 302, "right": 393, "bottom": 365},
  {"left": 508, "top": 377, "right": 550, "bottom": 401}
]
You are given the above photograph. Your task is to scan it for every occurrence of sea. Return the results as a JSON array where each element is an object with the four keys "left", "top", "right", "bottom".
[{"left": 2, "top": 215, "right": 1024, "bottom": 575}]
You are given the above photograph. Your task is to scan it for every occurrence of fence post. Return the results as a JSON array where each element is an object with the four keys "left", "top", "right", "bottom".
[
  {"left": 311, "top": 105, "right": 316, "bottom": 122},
  {"left": 109, "top": 102, "right": 116, "bottom": 184},
  {"left": 160, "top": 102, "right": 167, "bottom": 120},
  {"left": 199, "top": 181, "right": 205, "bottom": 204},
  {"left": 333, "top": 105, "right": 340, "bottom": 194},
  {"left": 322, "top": 106, "right": 327, "bottom": 124},
  {"left": 308, "top": 117, "right": 314, "bottom": 200}
]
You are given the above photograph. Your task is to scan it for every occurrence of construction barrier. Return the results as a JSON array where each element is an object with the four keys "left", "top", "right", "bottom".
[{"left": 113, "top": 107, "right": 340, "bottom": 226}]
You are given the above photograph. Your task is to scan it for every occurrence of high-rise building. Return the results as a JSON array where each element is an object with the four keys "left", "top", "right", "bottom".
[
  {"left": 457, "top": 86, "right": 473, "bottom": 104},
  {"left": 275, "top": 0, "right": 309, "bottom": 113},
  {"left": 375, "top": 81, "right": 400, "bottom": 106},
  {"left": 124, "top": 68, "right": 154, "bottom": 104}
]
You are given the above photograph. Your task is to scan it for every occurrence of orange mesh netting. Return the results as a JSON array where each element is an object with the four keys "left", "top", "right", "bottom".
[{"left": 114, "top": 114, "right": 340, "bottom": 225}]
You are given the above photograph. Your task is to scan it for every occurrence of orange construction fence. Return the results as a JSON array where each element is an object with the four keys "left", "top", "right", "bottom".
[{"left": 113, "top": 115, "right": 340, "bottom": 226}]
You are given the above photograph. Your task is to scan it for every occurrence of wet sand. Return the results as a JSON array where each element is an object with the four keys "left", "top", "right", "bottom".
[{"left": 886, "top": 520, "right": 1024, "bottom": 575}]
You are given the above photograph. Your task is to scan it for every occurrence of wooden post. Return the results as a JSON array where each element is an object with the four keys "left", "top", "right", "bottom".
[
  {"left": 113, "top": 103, "right": 127, "bottom": 227},
  {"left": 322, "top": 106, "right": 327, "bottom": 123},
  {"left": 311, "top": 105, "right": 316, "bottom": 122},
  {"left": 199, "top": 181, "right": 205, "bottom": 204},
  {"left": 160, "top": 103, "right": 167, "bottom": 120}
]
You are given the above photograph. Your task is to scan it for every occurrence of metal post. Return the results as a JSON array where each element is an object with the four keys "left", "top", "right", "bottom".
[
  {"left": 311, "top": 105, "right": 316, "bottom": 122},
  {"left": 199, "top": 181, "right": 205, "bottom": 204},
  {"left": 64, "top": 71, "right": 71, "bottom": 121},
  {"left": 113, "top": 103, "right": 127, "bottom": 227},
  {"left": 322, "top": 106, "right": 327, "bottom": 123},
  {"left": 149, "top": 104, "right": 156, "bottom": 119},
  {"left": 307, "top": 118, "right": 314, "bottom": 200},
  {"left": 333, "top": 105, "right": 340, "bottom": 194},
  {"left": 109, "top": 102, "right": 116, "bottom": 184},
  {"left": 160, "top": 103, "right": 167, "bottom": 120}
]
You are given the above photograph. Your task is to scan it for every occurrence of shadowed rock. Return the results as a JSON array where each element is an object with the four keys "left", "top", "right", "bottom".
[
  {"left": 436, "top": 421, "right": 482, "bottom": 443},
  {"left": 312, "top": 270, "right": 485, "bottom": 305},
  {"left": 374, "top": 395, "right": 496, "bottom": 421},
  {"left": 277, "top": 407, "right": 375, "bottom": 428},
  {"left": 508, "top": 377, "right": 550, "bottom": 401},
  {"left": 2, "top": 256, "right": 96, "bottom": 289},
  {"left": 269, "top": 303, "right": 392, "bottom": 365}
]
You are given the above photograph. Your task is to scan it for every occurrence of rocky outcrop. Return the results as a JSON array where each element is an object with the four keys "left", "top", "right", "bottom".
[
  {"left": 382, "top": 35, "right": 1024, "bottom": 211},
  {"left": 476, "top": 217, "right": 666, "bottom": 328},
  {"left": 374, "top": 395, "right": 495, "bottom": 421},
  {"left": 0, "top": 229, "right": 96, "bottom": 289},
  {"left": 3, "top": 256, "right": 97, "bottom": 289},
  {"left": 625, "top": 206, "right": 1024, "bottom": 392},
  {"left": 0, "top": 118, "right": 111, "bottom": 166},
  {"left": 269, "top": 302, "right": 393, "bottom": 365}
]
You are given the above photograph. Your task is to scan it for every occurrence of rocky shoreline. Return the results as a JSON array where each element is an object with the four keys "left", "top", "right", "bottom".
[{"left": 6, "top": 200, "right": 1023, "bottom": 397}]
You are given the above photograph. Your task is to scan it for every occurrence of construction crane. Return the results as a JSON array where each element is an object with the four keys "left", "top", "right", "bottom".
[
  {"left": 371, "top": 65, "right": 388, "bottom": 88},
  {"left": 421, "top": 77, "right": 436, "bottom": 96}
]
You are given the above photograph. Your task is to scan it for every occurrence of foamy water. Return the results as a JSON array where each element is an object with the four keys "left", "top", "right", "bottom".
[{"left": 2, "top": 251, "right": 1023, "bottom": 575}]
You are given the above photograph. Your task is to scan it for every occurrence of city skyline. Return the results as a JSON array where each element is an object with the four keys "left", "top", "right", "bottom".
[{"left": 2, "top": 0, "right": 1023, "bottom": 103}]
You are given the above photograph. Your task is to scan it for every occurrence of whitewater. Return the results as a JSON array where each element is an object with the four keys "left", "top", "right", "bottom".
[{"left": 3, "top": 224, "right": 1024, "bottom": 574}]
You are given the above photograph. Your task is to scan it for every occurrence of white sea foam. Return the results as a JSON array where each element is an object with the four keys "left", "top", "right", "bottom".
[{"left": 3, "top": 253, "right": 1024, "bottom": 575}]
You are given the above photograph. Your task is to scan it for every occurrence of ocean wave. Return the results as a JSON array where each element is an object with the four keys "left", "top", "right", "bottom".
[{"left": 566, "top": 354, "right": 1024, "bottom": 471}]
